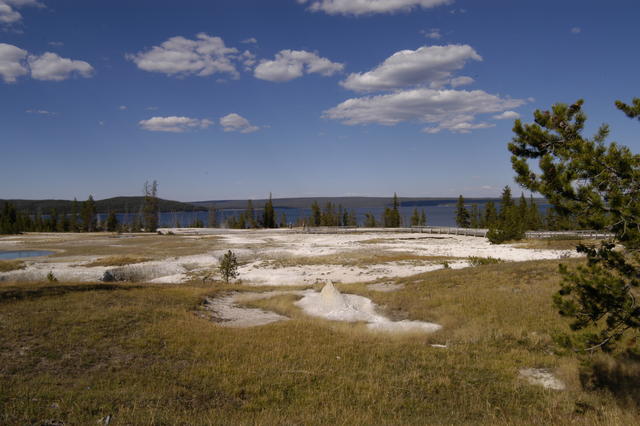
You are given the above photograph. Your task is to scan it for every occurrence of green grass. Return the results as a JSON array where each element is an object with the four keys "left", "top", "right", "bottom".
[{"left": 1, "top": 260, "right": 638, "bottom": 424}]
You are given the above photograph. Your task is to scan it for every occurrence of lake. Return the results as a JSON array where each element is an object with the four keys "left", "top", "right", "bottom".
[{"left": 0, "top": 250, "right": 55, "bottom": 260}]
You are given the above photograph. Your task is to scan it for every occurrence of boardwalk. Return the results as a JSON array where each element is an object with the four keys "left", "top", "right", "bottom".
[{"left": 302, "top": 226, "right": 613, "bottom": 239}]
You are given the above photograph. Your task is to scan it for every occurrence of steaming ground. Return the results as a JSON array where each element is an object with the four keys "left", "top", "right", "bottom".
[{"left": 0, "top": 228, "right": 579, "bottom": 285}]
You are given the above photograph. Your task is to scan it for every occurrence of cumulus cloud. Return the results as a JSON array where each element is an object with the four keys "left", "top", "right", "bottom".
[
  {"left": 241, "top": 37, "right": 257, "bottom": 44},
  {"left": 0, "top": 0, "right": 43, "bottom": 25},
  {"left": 323, "top": 88, "right": 525, "bottom": 133},
  {"left": 297, "top": 0, "right": 452, "bottom": 16},
  {"left": 254, "top": 49, "right": 344, "bottom": 82},
  {"left": 492, "top": 110, "right": 520, "bottom": 120},
  {"left": 27, "top": 52, "right": 93, "bottom": 81},
  {"left": 422, "top": 28, "right": 441, "bottom": 39},
  {"left": 0, "top": 43, "right": 28, "bottom": 82},
  {"left": 450, "top": 76, "right": 474, "bottom": 87},
  {"left": 340, "top": 45, "right": 481, "bottom": 92},
  {"left": 126, "top": 33, "right": 240, "bottom": 79},
  {"left": 219, "top": 113, "right": 260, "bottom": 133},
  {"left": 139, "top": 116, "right": 213, "bottom": 133}
]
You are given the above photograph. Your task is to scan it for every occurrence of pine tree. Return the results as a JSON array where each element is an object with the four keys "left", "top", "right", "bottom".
[
  {"left": 106, "top": 211, "right": 118, "bottom": 232},
  {"left": 470, "top": 204, "right": 480, "bottom": 228},
  {"left": 218, "top": 250, "right": 239, "bottom": 283},
  {"left": 245, "top": 200, "right": 257, "bottom": 228},
  {"left": 517, "top": 193, "right": 528, "bottom": 225},
  {"left": 455, "top": 195, "right": 471, "bottom": 228},
  {"left": 527, "top": 195, "right": 541, "bottom": 230},
  {"left": 364, "top": 212, "right": 377, "bottom": 228},
  {"left": 509, "top": 98, "right": 640, "bottom": 352},
  {"left": 208, "top": 207, "right": 218, "bottom": 228},
  {"left": 70, "top": 198, "right": 79, "bottom": 232},
  {"left": 420, "top": 209, "right": 427, "bottom": 226},
  {"left": 81, "top": 195, "right": 97, "bottom": 232},
  {"left": 142, "top": 180, "right": 159, "bottom": 232},
  {"left": 483, "top": 201, "right": 498, "bottom": 228},
  {"left": 410, "top": 208, "right": 420, "bottom": 226},
  {"left": 310, "top": 201, "right": 321, "bottom": 226},
  {"left": 262, "top": 193, "right": 276, "bottom": 228},
  {"left": 499, "top": 185, "right": 514, "bottom": 222}
]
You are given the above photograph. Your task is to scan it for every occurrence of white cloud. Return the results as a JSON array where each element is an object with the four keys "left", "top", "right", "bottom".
[
  {"left": 27, "top": 52, "right": 93, "bottom": 81},
  {"left": 118, "top": 105, "right": 127, "bottom": 110},
  {"left": 341, "top": 45, "right": 481, "bottom": 92},
  {"left": 241, "top": 50, "right": 256, "bottom": 70},
  {"left": 571, "top": 27, "right": 581, "bottom": 34},
  {"left": 0, "top": 42, "right": 28, "bottom": 82},
  {"left": 450, "top": 76, "right": 474, "bottom": 87},
  {"left": 298, "top": 0, "right": 453, "bottom": 16},
  {"left": 0, "top": 2, "right": 21, "bottom": 24},
  {"left": 493, "top": 110, "right": 520, "bottom": 120},
  {"left": 48, "top": 41, "right": 63, "bottom": 47},
  {"left": 25, "top": 108, "right": 53, "bottom": 115},
  {"left": 323, "top": 88, "right": 525, "bottom": 133},
  {"left": 254, "top": 49, "right": 344, "bottom": 82},
  {"left": 0, "top": 0, "right": 43, "bottom": 26},
  {"left": 422, "top": 28, "right": 441, "bottom": 39},
  {"left": 126, "top": 33, "right": 240, "bottom": 79},
  {"left": 219, "top": 113, "right": 260, "bottom": 133},
  {"left": 241, "top": 37, "right": 257, "bottom": 44},
  {"left": 146, "top": 106, "right": 158, "bottom": 111},
  {"left": 139, "top": 116, "right": 213, "bottom": 133}
]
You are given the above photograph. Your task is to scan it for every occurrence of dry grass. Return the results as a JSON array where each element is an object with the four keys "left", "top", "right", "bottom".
[
  {"left": 82, "top": 255, "right": 151, "bottom": 267},
  {"left": 512, "top": 239, "right": 599, "bottom": 251},
  {"left": 262, "top": 251, "right": 457, "bottom": 268},
  {"left": 0, "top": 260, "right": 25, "bottom": 272},
  {"left": 2, "top": 259, "right": 639, "bottom": 424}
]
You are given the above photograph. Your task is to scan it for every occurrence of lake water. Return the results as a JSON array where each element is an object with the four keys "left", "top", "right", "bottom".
[
  {"left": 98, "top": 204, "right": 491, "bottom": 228},
  {"left": 0, "top": 250, "right": 55, "bottom": 260}
]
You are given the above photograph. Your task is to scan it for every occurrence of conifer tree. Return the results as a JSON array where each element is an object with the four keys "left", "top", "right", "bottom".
[
  {"left": 410, "top": 208, "right": 421, "bottom": 226},
  {"left": 420, "top": 209, "right": 427, "bottom": 226},
  {"left": 245, "top": 200, "right": 257, "bottom": 228},
  {"left": 483, "top": 201, "right": 498, "bottom": 228},
  {"left": 81, "top": 195, "right": 97, "bottom": 232},
  {"left": 208, "top": 207, "right": 218, "bottom": 228},
  {"left": 364, "top": 212, "right": 377, "bottom": 228},
  {"left": 142, "top": 180, "right": 159, "bottom": 232},
  {"left": 262, "top": 193, "right": 276, "bottom": 228},
  {"left": 509, "top": 98, "right": 640, "bottom": 352},
  {"left": 487, "top": 186, "right": 525, "bottom": 243},
  {"left": 527, "top": 195, "right": 541, "bottom": 230},
  {"left": 70, "top": 198, "right": 79, "bottom": 232},
  {"left": 455, "top": 195, "right": 471, "bottom": 228},
  {"left": 310, "top": 201, "right": 321, "bottom": 226},
  {"left": 106, "top": 211, "right": 118, "bottom": 232},
  {"left": 470, "top": 204, "right": 480, "bottom": 228},
  {"left": 517, "top": 193, "right": 528, "bottom": 224}
]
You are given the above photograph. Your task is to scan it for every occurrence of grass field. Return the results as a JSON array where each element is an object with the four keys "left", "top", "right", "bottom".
[{"left": 1, "top": 258, "right": 638, "bottom": 425}]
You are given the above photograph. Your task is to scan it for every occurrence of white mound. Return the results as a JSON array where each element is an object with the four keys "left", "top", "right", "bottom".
[
  {"left": 295, "top": 283, "right": 441, "bottom": 334},
  {"left": 519, "top": 368, "right": 565, "bottom": 390}
]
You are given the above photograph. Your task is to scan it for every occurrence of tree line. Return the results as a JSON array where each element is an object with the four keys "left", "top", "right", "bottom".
[
  {"left": 455, "top": 185, "right": 588, "bottom": 243},
  {"left": 0, "top": 181, "right": 160, "bottom": 234}
]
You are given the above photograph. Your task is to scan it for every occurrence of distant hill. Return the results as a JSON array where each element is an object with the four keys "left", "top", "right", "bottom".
[
  {"left": 191, "top": 196, "right": 547, "bottom": 210},
  {"left": 1, "top": 197, "right": 206, "bottom": 214}
]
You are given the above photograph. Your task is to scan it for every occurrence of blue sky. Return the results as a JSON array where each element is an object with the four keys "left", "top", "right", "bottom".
[{"left": 1, "top": 0, "right": 639, "bottom": 201}]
